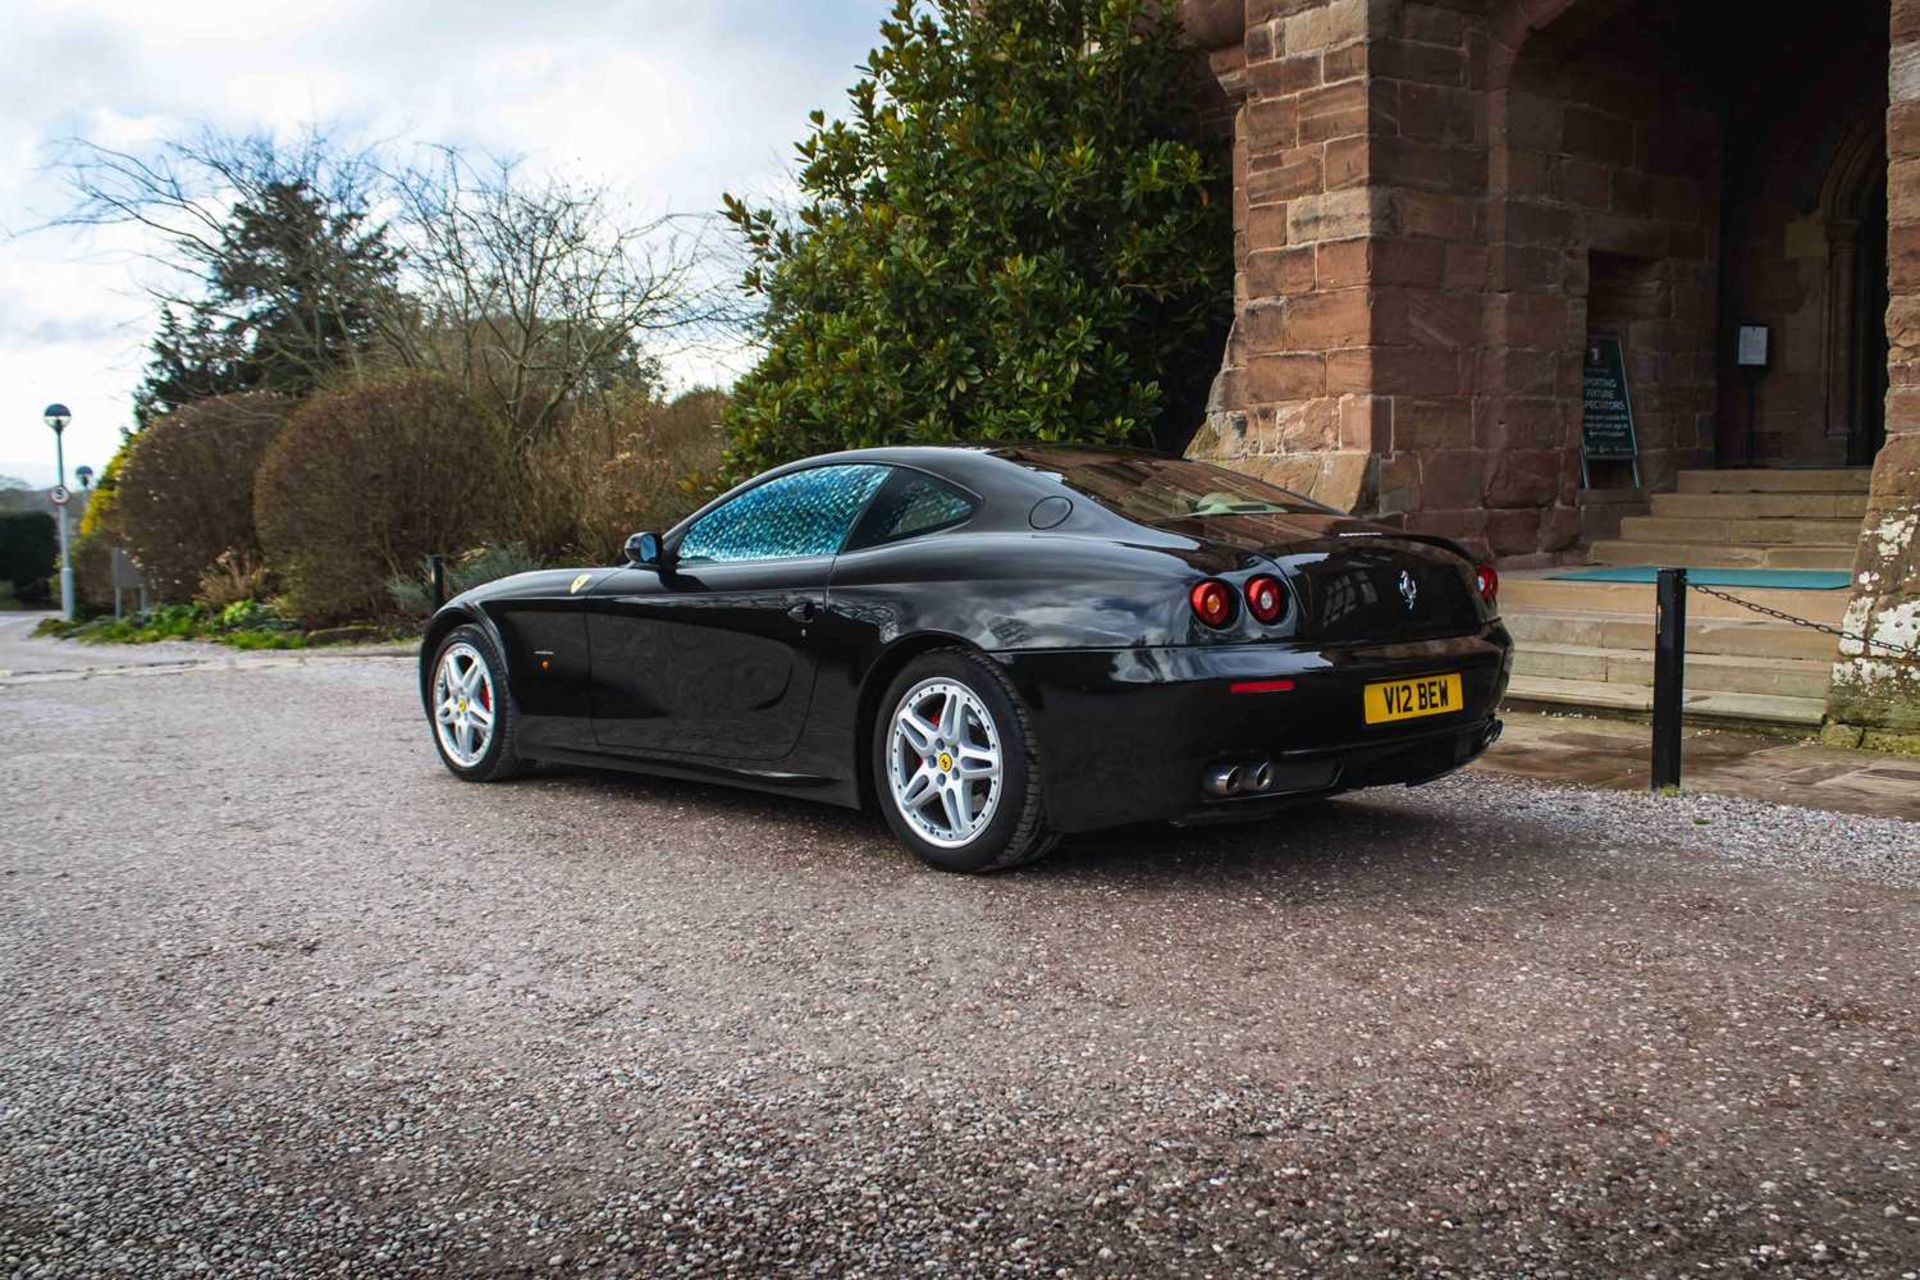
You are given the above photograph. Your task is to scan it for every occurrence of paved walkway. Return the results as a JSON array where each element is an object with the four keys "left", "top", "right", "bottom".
[
  {"left": 0, "top": 610, "right": 216, "bottom": 676},
  {"left": 1479, "top": 709, "right": 1920, "bottom": 822},
  {"left": 0, "top": 611, "right": 411, "bottom": 682}
]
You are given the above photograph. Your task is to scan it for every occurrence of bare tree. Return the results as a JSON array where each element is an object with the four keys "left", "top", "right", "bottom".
[
  {"left": 54, "top": 126, "right": 401, "bottom": 419},
  {"left": 52, "top": 123, "right": 749, "bottom": 438},
  {"left": 384, "top": 149, "right": 742, "bottom": 442}
]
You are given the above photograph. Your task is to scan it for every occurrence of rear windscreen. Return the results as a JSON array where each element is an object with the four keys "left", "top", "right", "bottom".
[{"left": 996, "top": 449, "right": 1335, "bottom": 526}]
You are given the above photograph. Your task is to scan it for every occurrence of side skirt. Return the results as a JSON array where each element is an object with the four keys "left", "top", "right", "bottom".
[{"left": 525, "top": 742, "right": 864, "bottom": 810}]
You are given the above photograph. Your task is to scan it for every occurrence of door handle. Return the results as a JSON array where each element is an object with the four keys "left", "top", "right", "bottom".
[{"left": 786, "top": 599, "right": 819, "bottom": 623}]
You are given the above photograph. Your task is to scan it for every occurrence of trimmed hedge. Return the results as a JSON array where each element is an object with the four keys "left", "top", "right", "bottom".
[
  {"left": 0, "top": 511, "right": 56, "bottom": 605},
  {"left": 255, "top": 372, "right": 509, "bottom": 621},
  {"left": 116, "top": 392, "right": 289, "bottom": 600}
]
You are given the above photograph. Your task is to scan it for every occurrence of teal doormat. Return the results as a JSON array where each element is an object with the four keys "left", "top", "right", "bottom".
[{"left": 1548, "top": 566, "right": 1853, "bottom": 590}]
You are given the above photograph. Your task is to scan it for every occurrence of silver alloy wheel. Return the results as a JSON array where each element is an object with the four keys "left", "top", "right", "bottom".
[
  {"left": 886, "top": 677, "right": 1004, "bottom": 848},
  {"left": 433, "top": 641, "right": 496, "bottom": 769}
]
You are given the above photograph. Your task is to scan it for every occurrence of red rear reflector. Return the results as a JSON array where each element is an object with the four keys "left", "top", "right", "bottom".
[
  {"left": 1230, "top": 679, "right": 1295, "bottom": 695},
  {"left": 1475, "top": 563, "right": 1499, "bottom": 604},
  {"left": 1244, "top": 574, "right": 1284, "bottom": 624},
  {"left": 1189, "top": 579, "right": 1234, "bottom": 628}
]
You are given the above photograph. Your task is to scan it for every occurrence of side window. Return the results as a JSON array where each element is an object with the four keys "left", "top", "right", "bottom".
[
  {"left": 849, "top": 470, "right": 978, "bottom": 549},
  {"left": 677, "top": 464, "right": 888, "bottom": 564}
]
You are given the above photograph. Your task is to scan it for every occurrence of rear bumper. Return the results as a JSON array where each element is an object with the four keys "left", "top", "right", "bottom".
[{"left": 992, "top": 627, "right": 1512, "bottom": 834}]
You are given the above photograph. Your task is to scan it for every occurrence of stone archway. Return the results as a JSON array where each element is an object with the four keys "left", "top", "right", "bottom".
[{"left": 1817, "top": 110, "right": 1891, "bottom": 464}]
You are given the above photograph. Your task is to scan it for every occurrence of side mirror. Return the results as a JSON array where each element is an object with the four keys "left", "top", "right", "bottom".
[{"left": 625, "top": 531, "right": 666, "bottom": 568}]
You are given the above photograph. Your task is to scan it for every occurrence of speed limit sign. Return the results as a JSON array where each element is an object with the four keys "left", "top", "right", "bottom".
[{"left": 48, "top": 485, "right": 71, "bottom": 507}]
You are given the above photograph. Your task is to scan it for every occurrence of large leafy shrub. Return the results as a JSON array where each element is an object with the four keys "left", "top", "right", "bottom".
[
  {"left": 255, "top": 371, "right": 508, "bottom": 621},
  {"left": 115, "top": 392, "right": 289, "bottom": 600},
  {"left": 721, "top": 0, "right": 1230, "bottom": 477}
]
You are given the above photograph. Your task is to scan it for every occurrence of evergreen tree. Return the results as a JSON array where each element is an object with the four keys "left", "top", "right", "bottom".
[
  {"left": 721, "top": 0, "right": 1231, "bottom": 477},
  {"left": 135, "top": 180, "right": 400, "bottom": 422},
  {"left": 134, "top": 306, "right": 251, "bottom": 427}
]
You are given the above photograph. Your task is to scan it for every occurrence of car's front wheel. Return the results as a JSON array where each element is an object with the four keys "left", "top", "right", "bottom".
[
  {"left": 427, "top": 623, "right": 528, "bottom": 782},
  {"left": 873, "top": 650, "right": 1057, "bottom": 872}
]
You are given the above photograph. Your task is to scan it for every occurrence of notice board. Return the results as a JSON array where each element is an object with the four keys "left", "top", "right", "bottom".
[{"left": 1581, "top": 335, "right": 1639, "bottom": 462}]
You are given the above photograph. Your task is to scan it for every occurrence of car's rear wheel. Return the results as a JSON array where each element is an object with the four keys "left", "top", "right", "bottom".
[
  {"left": 874, "top": 650, "right": 1056, "bottom": 872},
  {"left": 428, "top": 624, "right": 528, "bottom": 782}
]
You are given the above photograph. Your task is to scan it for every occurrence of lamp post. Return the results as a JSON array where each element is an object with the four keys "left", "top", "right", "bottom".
[
  {"left": 75, "top": 465, "right": 93, "bottom": 492},
  {"left": 44, "top": 403, "right": 74, "bottom": 620}
]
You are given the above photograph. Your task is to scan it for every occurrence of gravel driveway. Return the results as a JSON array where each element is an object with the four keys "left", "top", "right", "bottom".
[{"left": 0, "top": 650, "right": 1914, "bottom": 1278}]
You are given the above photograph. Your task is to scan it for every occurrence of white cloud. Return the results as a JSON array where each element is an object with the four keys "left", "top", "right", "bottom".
[{"left": 0, "top": 0, "right": 884, "bottom": 481}]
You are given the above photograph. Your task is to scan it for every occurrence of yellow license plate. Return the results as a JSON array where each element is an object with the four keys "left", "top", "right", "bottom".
[{"left": 1364, "top": 673, "right": 1464, "bottom": 725}]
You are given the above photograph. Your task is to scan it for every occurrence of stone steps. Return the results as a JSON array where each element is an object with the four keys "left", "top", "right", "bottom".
[
  {"left": 1500, "top": 573, "right": 1851, "bottom": 625},
  {"left": 1491, "top": 467, "right": 1867, "bottom": 731},
  {"left": 1511, "top": 643, "right": 1831, "bottom": 699},
  {"left": 1495, "top": 572, "right": 1845, "bottom": 730},
  {"left": 1504, "top": 675, "right": 1828, "bottom": 727},
  {"left": 1676, "top": 468, "right": 1873, "bottom": 494},
  {"left": 1502, "top": 610, "right": 1838, "bottom": 661},
  {"left": 1587, "top": 540, "right": 1854, "bottom": 570},
  {"left": 1618, "top": 515, "right": 1864, "bottom": 544},
  {"left": 1648, "top": 491, "right": 1868, "bottom": 520}
]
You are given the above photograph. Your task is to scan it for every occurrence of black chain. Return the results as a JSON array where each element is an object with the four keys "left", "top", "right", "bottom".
[{"left": 1687, "top": 581, "right": 1919, "bottom": 658}]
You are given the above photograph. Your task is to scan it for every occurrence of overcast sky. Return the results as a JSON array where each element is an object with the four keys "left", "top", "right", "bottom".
[{"left": 0, "top": 0, "right": 889, "bottom": 485}]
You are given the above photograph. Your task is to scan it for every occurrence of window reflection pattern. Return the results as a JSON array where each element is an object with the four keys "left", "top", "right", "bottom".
[
  {"left": 679, "top": 464, "right": 888, "bottom": 563},
  {"left": 861, "top": 473, "right": 977, "bottom": 545}
]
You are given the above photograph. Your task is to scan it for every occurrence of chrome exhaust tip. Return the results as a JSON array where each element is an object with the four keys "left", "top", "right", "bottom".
[
  {"left": 1480, "top": 720, "right": 1504, "bottom": 750},
  {"left": 1246, "top": 759, "right": 1274, "bottom": 793},
  {"left": 1203, "top": 764, "right": 1244, "bottom": 797}
]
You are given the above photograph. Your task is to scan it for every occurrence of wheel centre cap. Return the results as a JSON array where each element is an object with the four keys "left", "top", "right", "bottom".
[{"left": 937, "top": 750, "right": 953, "bottom": 772}]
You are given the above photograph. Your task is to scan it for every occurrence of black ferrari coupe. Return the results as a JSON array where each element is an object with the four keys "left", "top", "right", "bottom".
[{"left": 421, "top": 445, "right": 1512, "bottom": 871}]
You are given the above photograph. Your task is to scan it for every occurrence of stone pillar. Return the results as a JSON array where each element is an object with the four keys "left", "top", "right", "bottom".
[
  {"left": 1184, "top": 0, "right": 1388, "bottom": 515},
  {"left": 1826, "top": 0, "right": 1920, "bottom": 744}
]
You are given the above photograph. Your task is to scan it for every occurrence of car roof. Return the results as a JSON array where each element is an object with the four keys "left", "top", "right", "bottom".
[{"left": 768, "top": 442, "right": 1167, "bottom": 493}]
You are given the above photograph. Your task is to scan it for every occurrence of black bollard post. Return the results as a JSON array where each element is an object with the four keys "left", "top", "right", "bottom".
[
  {"left": 429, "top": 554, "right": 448, "bottom": 611},
  {"left": 1651, "top": 566, "right": 1687, "bottom": 791}
]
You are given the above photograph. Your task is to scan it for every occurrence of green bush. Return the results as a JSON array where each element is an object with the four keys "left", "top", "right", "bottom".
[
  {"left": 0, "top": 512, "right": 57, "bottom": 605},
  {"left": 115, "top": 392, "right": 289, "bottom": 600},
  {"left": 34, "top": 597, "right": 303, "bottom": 649},
  {"left": 720, "top": 0, "right": 1231, "bottom": 478},
  {"left": 255, "top": 371, "right": 509, "bottom": 622}
]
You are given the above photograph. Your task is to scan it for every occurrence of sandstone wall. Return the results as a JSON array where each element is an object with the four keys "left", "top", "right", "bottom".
[{"left": 1829, "top": 0, "right": 1920, "bottom": 741}]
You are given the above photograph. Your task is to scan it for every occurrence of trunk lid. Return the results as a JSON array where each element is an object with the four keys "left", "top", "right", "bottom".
[{"left": 1151, "top": 511, "right": 1485, "bottom": 641}]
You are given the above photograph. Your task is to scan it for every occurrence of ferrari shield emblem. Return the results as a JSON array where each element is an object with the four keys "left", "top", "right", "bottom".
[{"left": 569, "top": 573, "right": 592, "bottom": 595}]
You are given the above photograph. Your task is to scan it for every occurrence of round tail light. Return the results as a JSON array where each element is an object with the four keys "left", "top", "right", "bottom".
[
  {"left": 1244, "top": 574, "right": 1285, "bottom": 625},
  {"left": 1188, "top": 579, "right": 1235, "bottom": 628},
  {"left": 1475, "top": 563, "right": 1499, "bottom": 605}
]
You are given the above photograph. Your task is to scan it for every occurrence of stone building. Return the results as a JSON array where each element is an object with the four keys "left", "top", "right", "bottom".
[{"left": 1177, "top": 0, "right": 1920, "bottom": 740}]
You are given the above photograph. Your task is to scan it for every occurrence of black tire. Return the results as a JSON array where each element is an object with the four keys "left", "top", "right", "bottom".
[
  {"left": 426, "top": 623, "right": 529, "bottom": 783},
  {"left": 872, "top": 649, "right": 1058, "bottom": 873}
]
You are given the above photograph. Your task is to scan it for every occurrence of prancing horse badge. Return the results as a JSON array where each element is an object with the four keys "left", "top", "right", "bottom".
[
  {"left": 569, "top": 574, "right": 592, "bottom": 595},
  {"left": 1397, "top": 569, "right": 1418, "bottom": 611}
]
